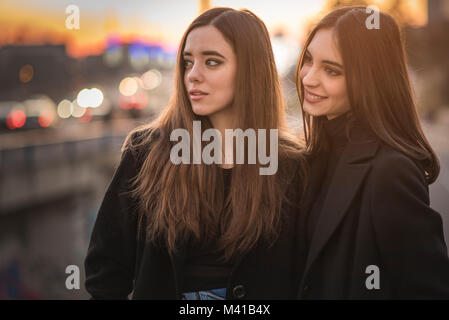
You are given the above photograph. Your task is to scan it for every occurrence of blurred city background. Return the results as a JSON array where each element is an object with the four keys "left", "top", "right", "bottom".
[{"left": 0, "top": 0, "right": 448, "bottom": 299}]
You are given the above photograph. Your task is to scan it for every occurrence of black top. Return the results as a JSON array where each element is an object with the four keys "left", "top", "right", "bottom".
[
  {"left": 182, "top": 167, "right": 234, "bottom": 292},
  {"left": 306, "top": 113, "right": 350, "bottom": 248},
  {"left": 84, "top": 130, "right": 306, "bottom": 299}
]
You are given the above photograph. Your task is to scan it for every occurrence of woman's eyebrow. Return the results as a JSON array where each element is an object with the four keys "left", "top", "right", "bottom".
[
  {"left": 322, "top": 59, "right": 343, "bottom": 69},
  {"left": 183, "top": 50, "right": 226, "bottom": 59},
  {"left": 305, "top": 49, "right": 343, "bottom": 69}
]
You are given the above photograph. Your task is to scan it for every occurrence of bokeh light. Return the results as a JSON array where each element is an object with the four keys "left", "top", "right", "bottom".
[
  {"left": 57, "top": 99, "right": 73, "bottom": 119},
  {"left": 88, "top": 88, "right": 104, "bottom": 108},
  {"left": 78, "top": 108, "right": 93, "bottom": 123},
  {"left": 119, "top": 89, "right": 149, "bottom": 110},
  {"left": 71, "top": 99, "right": 86, "bottom": 118},
  {"left": 119, "top": 77, "right": 139, "bottom": 96},
  {"left": 140, "top": 69, "right": 162, "bottom": 90},
  {"left": 6, "top": 109, "right": 26, "bottom": 129},
  {"left": 76, "top": 88, "right": 104, "bottom": 108},
  {"left": 38, "top": 109, "right": 54, "bottom": 127},
  {"left": 19, "top": 64, "right": 34, "bottom": 83}
]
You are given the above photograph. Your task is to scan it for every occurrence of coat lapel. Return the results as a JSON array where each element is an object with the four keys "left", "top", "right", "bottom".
[
  {"left": 298, "top": 139, "right": 380, "bottom": 293},
  {"left": 301, "top": 153, "right": 329, "bottom": 216}
]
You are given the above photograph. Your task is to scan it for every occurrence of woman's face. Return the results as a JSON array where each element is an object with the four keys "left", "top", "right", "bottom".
[
  {"left": 183, "top": 25, "right": 237, "bottom": 121},
  {"left": 299, "top": 28, "right": 350, "bottom": 120}
]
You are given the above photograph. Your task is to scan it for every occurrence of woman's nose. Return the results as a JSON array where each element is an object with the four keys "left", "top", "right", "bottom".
[
  {"left": 300, "top": 66, "right": 319, "bottom": 87},
  {"left": 186, "top": 63, "right": 204, "bottom": 83}
]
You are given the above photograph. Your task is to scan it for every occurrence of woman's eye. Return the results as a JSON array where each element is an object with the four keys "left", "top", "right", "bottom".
[
  {"left": 303, "top": 55, "right": 312, "bottom": 64},
  {"left": 184, "top": 60, "right": 193, "bottom": 68},
  {"left": 325, "top": 68, "right": 340, "bottom": 76},
  {"left": 206, "top": 59, "right": 221, "bottom": 66}
]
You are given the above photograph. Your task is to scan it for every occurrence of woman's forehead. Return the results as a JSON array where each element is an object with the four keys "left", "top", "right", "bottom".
[
  {"left": 184, "top": 26, "right": 233, "bottom": 56},
  {"left": 307, "top": 28, "right": 342, "bottom": 65}
]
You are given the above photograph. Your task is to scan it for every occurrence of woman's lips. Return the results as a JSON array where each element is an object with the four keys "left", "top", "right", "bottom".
[
  {"left": 189, "top": 90, "right": 208, "bottom": 101},
  {"left": 190, "top": 93, "right": 208, "bottom": 101},
  {"left": 305, "top": 90, "right": 328, "bottom": 103}
]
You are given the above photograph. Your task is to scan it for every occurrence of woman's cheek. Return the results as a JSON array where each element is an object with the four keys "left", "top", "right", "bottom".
[
  {"left": 334, "top": 78, "right": 348, "bottom": 101},
  {"left": 299, "top": 65, "right": 310, "bottom": 80},
  {"left": 323, "top": 76, "right": 343, "bottom": 98},
  {"left": 218, "top": 70, "right": 236, "bottom": 98}
]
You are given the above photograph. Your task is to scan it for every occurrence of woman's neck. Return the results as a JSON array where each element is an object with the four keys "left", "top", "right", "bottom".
[
  {"left": 324, "top": 112, "right": 350, "bottom": 152},
  {"left": 208, "top": 108, "right": 236, "bottom": 169}
]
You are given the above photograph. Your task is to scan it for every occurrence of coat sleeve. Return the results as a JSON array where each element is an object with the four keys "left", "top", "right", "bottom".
[
  {"left": 84, "top": 148, "right": 140, "bottom": 299},
  {"left": 370, "top": 152, "right": 449, "bottom": 299}
]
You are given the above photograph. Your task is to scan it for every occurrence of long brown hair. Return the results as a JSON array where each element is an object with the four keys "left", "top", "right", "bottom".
[
  {"left": 295, "top": 6, "right": 439, "bottom": 183},
  {"left": 123, "top": 7, "right": 305, "bottom": 260}
]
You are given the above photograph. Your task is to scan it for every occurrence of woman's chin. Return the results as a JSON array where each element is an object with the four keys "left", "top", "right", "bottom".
[
  {"left": 191, "top": 104, "right": 212, "bottom": 116},
  {"left": 303, "top": 102, "right": 325, "bottom": 118},
  {"left": 192, "top": 104, "right": 231, "bottom": 117}
]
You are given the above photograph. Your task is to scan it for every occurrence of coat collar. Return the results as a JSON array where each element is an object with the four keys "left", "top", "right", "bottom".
[{"left": 298, "top": 138, "right": 380, "bottom": 296}]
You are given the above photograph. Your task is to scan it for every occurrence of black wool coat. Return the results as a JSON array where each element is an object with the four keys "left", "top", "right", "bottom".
[
  {"left": 297, "top": 134, "right": 449, "bottom": 299},
  {"left": 84, "top": 139, "right": 306, "bottom": 300}
]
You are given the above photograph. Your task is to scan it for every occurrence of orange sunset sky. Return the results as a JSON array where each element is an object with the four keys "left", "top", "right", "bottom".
[{"left": 0, "top": 0, "right": 427, "bottom": 58}]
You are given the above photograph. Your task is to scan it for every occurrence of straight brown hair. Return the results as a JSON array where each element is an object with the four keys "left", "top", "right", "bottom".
[
  {"left": 295, "top": 6, "right": 439, "bottom": 183},
  {"left": 123, "top": 7, "right": 305, "bottom": 260}
]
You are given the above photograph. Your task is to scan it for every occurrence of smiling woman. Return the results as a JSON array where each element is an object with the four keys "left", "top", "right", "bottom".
[
  {"left": 295, "top": 6, "right": 449, "bottom": 299},
  {"left": 299, "top": 28, "right": 349, "bottom": 119}
]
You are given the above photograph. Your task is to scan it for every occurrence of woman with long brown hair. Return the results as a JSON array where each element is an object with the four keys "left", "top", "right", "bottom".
[
  {"left": 295, "top": 6, "right": 449, "bottom": 299},
  {"left": 84, "top": 7, "right": 306, "bottom": 300}
]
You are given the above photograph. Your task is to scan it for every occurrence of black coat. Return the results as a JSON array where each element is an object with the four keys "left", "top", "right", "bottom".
[
  {"left": 297, "top": 135, "right": 449, "bottom": 299},
  {"left": 84, "top": 145, "right": 305, "bottom": 300}
]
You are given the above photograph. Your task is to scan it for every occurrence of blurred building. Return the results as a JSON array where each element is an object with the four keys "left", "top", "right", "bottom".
[
  {"left": 405, "top": 0, "right": 449, "bottom": 121},
  {"left": 0, "top": 41, "right": 174, "bottom": 103},
  {"left": 0, "top": 44, "right": 74, "bottom": 103}
]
